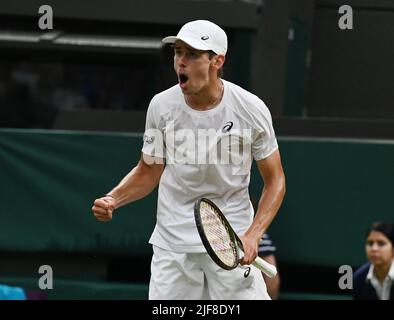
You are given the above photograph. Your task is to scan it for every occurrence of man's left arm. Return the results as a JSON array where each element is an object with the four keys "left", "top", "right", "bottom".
[{"left": 240, "top": 149, "right": 286, "bottom": 265}]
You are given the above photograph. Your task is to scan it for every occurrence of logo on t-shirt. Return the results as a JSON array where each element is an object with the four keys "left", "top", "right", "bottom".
[
  {"left": 222, "top": 121, "right": 234, "bottom": 133},
  {"left": 144, "top": 134, "right": 155, "bottom": 144}
]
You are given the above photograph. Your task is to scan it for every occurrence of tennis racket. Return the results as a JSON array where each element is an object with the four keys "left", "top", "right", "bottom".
[{"left": 194, "top": 197, "right": 277, "bottom": 278}]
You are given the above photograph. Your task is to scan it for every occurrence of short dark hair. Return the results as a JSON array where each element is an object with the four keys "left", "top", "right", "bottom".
[
  {"left": 208, "top": 51, "right": 224, "bottom": 78},
  {"left": 366, "top": 221, "right": 394, "bottom": 245}
]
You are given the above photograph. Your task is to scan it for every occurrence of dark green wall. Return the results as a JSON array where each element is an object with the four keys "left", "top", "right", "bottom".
[
  {"left": 0, "top": 129, "right": 156, "bottom": 257},
  {"left": 250, "top": 137, "right": 394, "bottom": 268}
]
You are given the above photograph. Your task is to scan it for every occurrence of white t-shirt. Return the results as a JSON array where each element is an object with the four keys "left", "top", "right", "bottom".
[{"left": 142, "top": 79, "right": 278, "bottom": 253}]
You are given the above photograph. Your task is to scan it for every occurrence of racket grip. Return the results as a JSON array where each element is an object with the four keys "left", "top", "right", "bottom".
[{"left": 252, "top": 256, "right": 277, "bottom": 278}]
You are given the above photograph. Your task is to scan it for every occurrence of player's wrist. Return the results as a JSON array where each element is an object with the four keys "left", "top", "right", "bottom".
[
  {"left": 104, "top": 193, "right": 118, "bottom": 208},
  {"left": 244, "top": 229, "right": 262, "bottom": 243}
]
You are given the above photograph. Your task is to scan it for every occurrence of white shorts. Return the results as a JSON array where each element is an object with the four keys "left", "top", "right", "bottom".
[{"left": 149, "top": 245, "right": 271, "bottom": 300}]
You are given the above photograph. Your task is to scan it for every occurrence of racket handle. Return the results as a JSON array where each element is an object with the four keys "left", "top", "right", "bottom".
[
  {"left": 252, "top": 256, "right": 277, "bottom": 278},
  {"left": 238, "top": 251, "right": 277, "bottom": 278}
]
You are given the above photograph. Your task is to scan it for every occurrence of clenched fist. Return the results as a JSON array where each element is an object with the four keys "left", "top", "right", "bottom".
[{"left": 92, "top": 195, "right": 116, "bottom": 222}]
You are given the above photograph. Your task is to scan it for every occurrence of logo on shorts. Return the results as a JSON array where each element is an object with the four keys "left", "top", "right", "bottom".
[
  {"left": 201, "top": 35, "right": 209, "bottom": 40},
  {"left": 222, "top": 121, "right": 234, "bottom": 133},
  {"left": 244, "top": 267, "right": 251, "bottom": 278}
]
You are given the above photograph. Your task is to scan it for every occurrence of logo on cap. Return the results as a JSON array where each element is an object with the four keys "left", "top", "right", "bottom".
[{"left": 201, "top": 35, "right": 209, "bottom": 40}]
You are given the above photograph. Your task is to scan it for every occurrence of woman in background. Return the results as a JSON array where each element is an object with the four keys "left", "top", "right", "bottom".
[{"left": 353, "top": 221, "right": 394, "bottom": 300}]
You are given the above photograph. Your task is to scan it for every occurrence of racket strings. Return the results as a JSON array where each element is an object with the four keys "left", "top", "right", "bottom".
[{"left": 200, "top": 201, "right": 238, "bottom": 267}]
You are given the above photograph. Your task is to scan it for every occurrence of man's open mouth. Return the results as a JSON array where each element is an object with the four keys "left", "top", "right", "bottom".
[{"left": 179, "top": 74, "right": 189, "bottom": 86}]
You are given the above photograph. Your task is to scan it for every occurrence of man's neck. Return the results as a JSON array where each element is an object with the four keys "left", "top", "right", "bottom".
[{"left": 185, "top": 79, "right": 223, "bottom": 111}]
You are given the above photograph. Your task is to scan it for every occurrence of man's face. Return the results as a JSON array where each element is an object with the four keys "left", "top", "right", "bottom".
[
  {"left": 173, "top": 41, "right": 214, "bottom": 95},
  {"left": 365, "top": 231, "right": 394, "bottom": 267}
]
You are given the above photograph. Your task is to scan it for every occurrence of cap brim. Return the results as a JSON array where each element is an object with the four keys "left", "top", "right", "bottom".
[
  {"left": 162, "top": 35, "right": 211, "bottom": 51},
  {"left": 162, "top": 36, "right": 178, "bottom": 44}
]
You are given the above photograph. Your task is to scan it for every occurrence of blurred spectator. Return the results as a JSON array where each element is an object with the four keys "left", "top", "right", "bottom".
[
  {"left": 0, "top": 82, "right": 36, "bottom": 128},
  {"left": 353, "top": 221, "right": 394, "bottom": 300},
  {"left": 51, "top": 86, "right": 89, "bottom": 111},
  {"left": 0, "top": 284, "right": 26, "bottom": 300},
  {"left": 0, "top": 57, "right": 158, "bottom": 128},
  {"left": 258, "top": 233, "right": 280, "bottom": 299}
]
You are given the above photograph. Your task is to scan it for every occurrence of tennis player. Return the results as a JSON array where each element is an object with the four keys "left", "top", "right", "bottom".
[{"left": 92, "top": 20, "right": 286, "bottom": 300}]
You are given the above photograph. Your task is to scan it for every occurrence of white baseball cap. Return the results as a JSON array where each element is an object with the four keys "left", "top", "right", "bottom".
[{"left": 162, "top": 20, "right": 227, "bottom": 55}]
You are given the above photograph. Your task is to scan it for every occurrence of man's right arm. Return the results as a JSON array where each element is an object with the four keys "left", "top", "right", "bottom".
[{"left": 92, "top": 153, "right": 164, "bottom": 222}]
